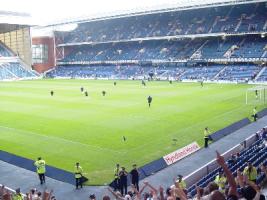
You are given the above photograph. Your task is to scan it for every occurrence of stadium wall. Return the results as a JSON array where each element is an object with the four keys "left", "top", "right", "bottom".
[{"left": 32, "top": 36, "right": 55, "bottom": 73}]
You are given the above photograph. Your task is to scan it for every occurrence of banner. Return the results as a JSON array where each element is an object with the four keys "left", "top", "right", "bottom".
[{"left": 163, "top": 142, "right": 200, "bottom": 165}]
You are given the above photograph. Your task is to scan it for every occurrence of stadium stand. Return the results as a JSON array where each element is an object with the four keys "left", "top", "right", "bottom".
[
  {"left": 56, "top": 2, "right": 267, "bottom": 44},
  {"left": 216, "top": 64, "right": 262, "bottom": 81},
  {"left": 47, "top": 63, "right": 265, "bottom": 82},
  {"left": 0, "top": 43, "right": 12, "bottom": 57},
  {"left": 179, "top": 65, "right": 223, "bottom": 80},
  {"left": 46, "top": 1, "right": 267, "bottom": 82},
  {"left": 257, "top": 67, "right": 267, "bottom": 82},
  {"left": 231, "top": 36, "right": 267, "bottom": 58},
  {"left": 0, "top": 43, "right": 38, "bottom": 80},
  {"left": 187, "top": 132, "right": 267, "bottom": 197},
  {"left": 57, "top": 36, "right": 267, "bottom": 64}
]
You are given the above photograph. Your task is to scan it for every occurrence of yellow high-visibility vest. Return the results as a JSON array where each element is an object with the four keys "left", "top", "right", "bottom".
[
  {"left": 215, "top": 175, "right": 226, "bottom": 189},
  {"left": 243, "top": 166, "right": 257, "bottom": 181},
  {"left": 34, "top": 160, "right": 46, "bottom": 174},
  {"left": 12, "top": 193, "right": 23, "bottom": 200},
  {"left": 114, "top": 168, "right": 120, "bottom": 178},
  {"left": 204, "top": 130, "right": 210, "bottom": 138},
  {"left": 74, "top": 166, "right": 83, "bottom": 178},
  {"left": 179, "top": 180, "right": 187, "bottom": 190}
]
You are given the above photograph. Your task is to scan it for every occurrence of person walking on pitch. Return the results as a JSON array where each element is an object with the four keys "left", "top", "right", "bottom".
[{"left": 147, "top": 96, "right": 152, "bottom": 107}]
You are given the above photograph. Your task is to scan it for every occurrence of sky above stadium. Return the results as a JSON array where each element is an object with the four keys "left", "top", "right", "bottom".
[{"left": 1, "top": 0, "right": 233, "bottom": 25}]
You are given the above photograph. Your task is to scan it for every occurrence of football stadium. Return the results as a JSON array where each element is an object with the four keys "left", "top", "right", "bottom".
[{"left": 1, "top": 0, "right": 267, "bottom": 199}]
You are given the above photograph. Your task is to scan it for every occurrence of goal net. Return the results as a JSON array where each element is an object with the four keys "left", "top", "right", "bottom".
[{"left": 246, "top": 86, "right": 267, "bottom": 105}]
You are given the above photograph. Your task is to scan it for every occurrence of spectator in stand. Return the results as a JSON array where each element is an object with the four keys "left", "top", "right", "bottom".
[
  {"left": 0, "top": 185, "right": 11, "bottom": 200},
  {"left": 191, "top": 151, "right": 238, "bottom": 200},
  {"left": 35, "top": 191, "right": 42, "bottom": 200},
  {"left": 108, "top": 181, "right": 147, "bottom": 200},
  {"left": 243, "top": 162, "right": 257, "bottom": 183},
  {"left": 102, "top": 196, "right": 110, "bottom": 200},
  {"left": 176, "top": 175, "right": 187, "bottom": 191},
  {"left": 227, "top": 154, "right": 237, "bottom": 165},
  {"left": 261, "top": 128, "right": 267, "bottom": 139},
  {"left": 12, "top": 188, "right": 23, "bottom": 200},
  {"left": 215, "top": 151, "right": 238, "bottom": 199},
  {"left": 144, "top": 182, "right": 159, "bottom": 200},
  {"left": 89, "top": 194, "right": 96, "bottom": 200},
  {"left": 27, "top": 189, "right": 37, "bottom": 199},
  {"left": 130, "top": 164, "right": 140, "bottom": 191},
  {"left": 236, "top": 169, "right": 265, "bottom": 200},
  {"left": 25, "top": 189, "right": 53, "bottom": 200},
  {"left": 119, "top": 167, "right": 128, "bottom": 195},
  {"left": 214, "top": 171, "right": 227, "bottom": 191}
]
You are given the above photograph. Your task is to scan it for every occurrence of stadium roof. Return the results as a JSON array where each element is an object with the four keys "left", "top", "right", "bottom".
[
  {"left": 0, "top": 24, "right": 29, "bottom": 34},
  {"left": 0, "top": 10, "right": 35, "bottom": 28},
  {"left": 48, "top": 0, "right": 267, "bottom": 26}
]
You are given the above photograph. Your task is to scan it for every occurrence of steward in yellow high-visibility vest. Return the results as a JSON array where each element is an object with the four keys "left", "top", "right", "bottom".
[
  {"left": 243, "top": 162, "right": 257, "bottom": 182},
  {"left": 113, "top": 163, "right": 120, "bottom": 191},
  {"left": 12, "top": 188, "right": 23, "bottom": 200},
  {"left": 177, "top": 175, "right": 187, "bottom": 190},
  {"left": 34, "top": 157, "right": 46, "bottom": 184},
  {"left": 252, "top": 107, "right": 258, "bottom": 122},
  {"left": 74, "top": 162, "right": 83, "bottom": 189},
  {"left": 214, "top": 172, "right": 227, "bottom": 190}
]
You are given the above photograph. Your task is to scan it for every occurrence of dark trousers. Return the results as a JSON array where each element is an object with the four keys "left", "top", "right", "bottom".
[
  {"left": 76, "top": 177, "right": 83, "bottom": 189},
  {"left": 132, "top": 179, "right": 139, "bottom": 191},
  {"left": 114, "top": 178, "right": 120, "bottom": 191},
  {"left": 38, "top": 173, "right": 45, "bottom": 184},
  {"left": 120, "top": 180, "right": 127, "bottom": 195},
  {"left": 253, "top": 114, "right": 258, "bottom": 122},
  {"left": 204, "top": 137, "right": 209, "bottom": 148}
]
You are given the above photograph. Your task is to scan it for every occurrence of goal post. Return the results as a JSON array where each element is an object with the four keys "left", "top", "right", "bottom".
[{"left": 246, "top": 86, "right": 267, "bottom": 105}]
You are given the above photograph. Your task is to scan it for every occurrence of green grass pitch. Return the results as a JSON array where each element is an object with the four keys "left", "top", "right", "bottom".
[{"left": 0, "top": 79, "right": 265, "bottom": 185}]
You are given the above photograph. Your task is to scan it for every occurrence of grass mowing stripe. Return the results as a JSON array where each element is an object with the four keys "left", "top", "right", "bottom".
[
  {"left": 0, "top": 125, "right": 124, "bottom": 154},
  {"left": 129, "top": 103, "right": 248, "bottom": 153}
]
